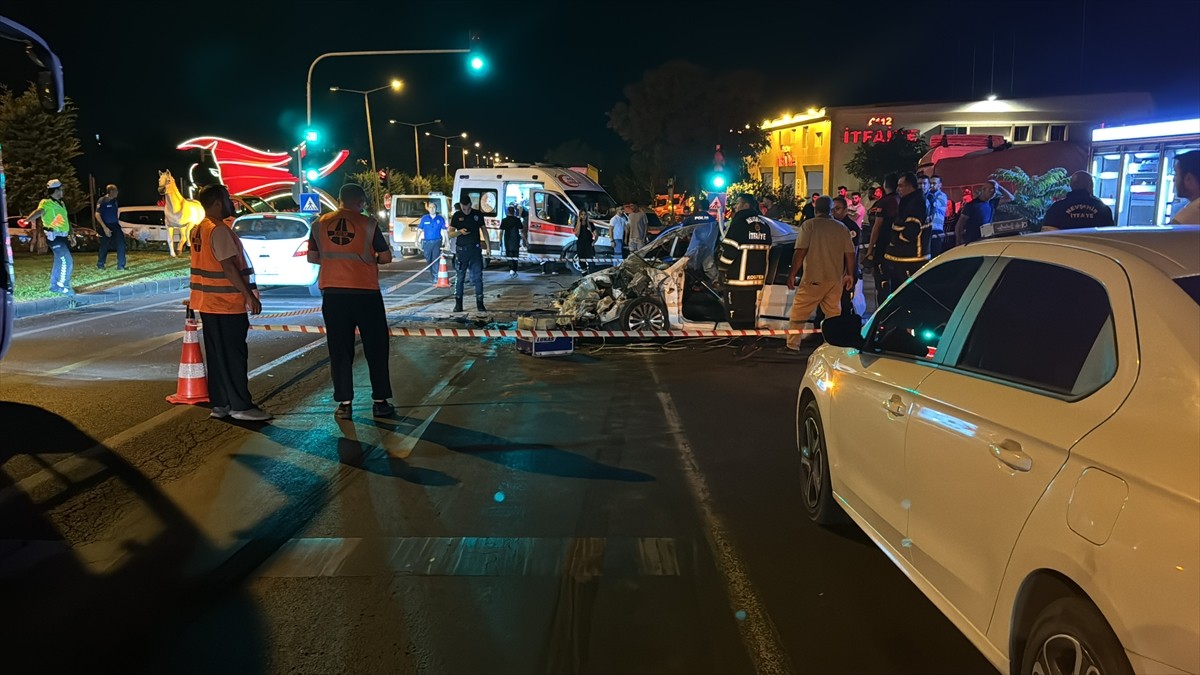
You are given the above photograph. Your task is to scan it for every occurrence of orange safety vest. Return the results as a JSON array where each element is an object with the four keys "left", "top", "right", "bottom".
[
  {"left": 188, "top": 218, "right": 255, "bottom": 314},
  {"left": 313, "top": 209, "right": 381, "bottom": 291}
]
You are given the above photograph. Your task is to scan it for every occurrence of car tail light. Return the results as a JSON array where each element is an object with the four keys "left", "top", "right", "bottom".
[{"left": 294, "top": 239, "right": 309, "bottom": 257}]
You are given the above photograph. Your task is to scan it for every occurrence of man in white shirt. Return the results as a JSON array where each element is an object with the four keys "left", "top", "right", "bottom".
[{"left": 1171, "top": 150, "right": 1200, "bottom": 224}]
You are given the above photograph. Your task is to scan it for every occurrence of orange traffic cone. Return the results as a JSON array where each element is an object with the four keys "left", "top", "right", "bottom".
[
  {"left": 436, "top": 253, "right": 451, "bottom": 288},
  {"left": 166, "top": 308, "right": 210, "bottom": 405}
]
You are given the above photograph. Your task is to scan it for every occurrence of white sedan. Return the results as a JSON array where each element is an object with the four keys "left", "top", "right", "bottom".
[
  {"left": 798, "top": 226, "right": 1199, "bottom": 675},
  {"left": 232, "top": 212, "right": 320, "bottom": 296}
]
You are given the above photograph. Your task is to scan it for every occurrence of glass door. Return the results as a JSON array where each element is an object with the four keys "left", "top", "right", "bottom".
[{"left": 1119, "top": 148, "right": 1161, "bottom": 226}]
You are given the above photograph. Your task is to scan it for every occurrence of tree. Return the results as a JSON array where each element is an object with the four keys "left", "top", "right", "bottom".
[
  {"left": 0, "top": 86, "right": 84, "bottom": 217},
  {"left": 992, "top": 166, "right": 1070, "bottom": 229},
  {"left": 844, "top": 130, "right": 929, "bottom": 191},
  {"left": 608, "top": 60, "right": 769, "bottom": 197}
]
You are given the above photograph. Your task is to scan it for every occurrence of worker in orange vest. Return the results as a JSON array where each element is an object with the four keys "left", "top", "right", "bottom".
[
  {"left": 308, "top": 183, "right": 395, "bottom": 420},
  {"left": 189, "top": 184, "right": 271, "bottom": 421}
]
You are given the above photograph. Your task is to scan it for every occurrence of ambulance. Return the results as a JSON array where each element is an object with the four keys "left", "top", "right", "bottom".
[{"left": 450, "top": 164, "right": 619, "bottom": 269}]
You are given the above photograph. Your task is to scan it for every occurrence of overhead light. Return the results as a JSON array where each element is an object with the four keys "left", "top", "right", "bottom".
[{"left": 1091, "top": 118, "right": 1200, "bottom": 142}]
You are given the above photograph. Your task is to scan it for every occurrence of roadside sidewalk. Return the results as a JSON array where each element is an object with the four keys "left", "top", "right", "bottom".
[{"left": 14, "top": 276, "right": 191, "bottom": 319}]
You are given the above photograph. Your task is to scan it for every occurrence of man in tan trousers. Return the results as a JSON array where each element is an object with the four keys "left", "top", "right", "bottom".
[{"left": 785, "top": 196, "right": 856, "bottom": 352}]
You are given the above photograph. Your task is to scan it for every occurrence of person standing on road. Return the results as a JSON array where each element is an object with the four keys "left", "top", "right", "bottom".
[
  {"left": 882, "top": 172, "right": 930, "bottom": 294},
  {"left": 784, "top": 196, "right": 856, "bottom": 353},
  {"left": 94, "top": 183, "right": 126, "bottom": 271},
  {"left": 1171, "top": 150, "right": 1200, "bottom": 224},
  {"left": 188, "top": 184, "right": 270, "bottom": 422},
  {"left": 718, "top": 193, "right": 772, "bottom": 329},
  {"left": 417, "top": 200, "right": 446, "bottom": 282},
  {"left": 848, "top": 192, "right": 867, "bottom": 228},
  {"left": 25, "top": 178, "right": 74, "bottom": 296},
  {"left": 500, "top": 205, "right": 524, "bottom": 277},
  {"left": 625, "top": 203, "right": 649, "bottom": 252},
  {"left": 609, "top": 206, "right": 628, "bottom": 258},
  {"left": 1042, "top": 171, "right": 1114, "bottom": 230},
  {"left": 309, "top": 183, "right": 395, "bottom": 420},
  {"left": 927, "top": 175, "right": 949, "bottom": 255},
  {"left": 449, "top": 195, "right": 486, "bottom": 312},
  {"left": 574, "top": 210, "right": 595, "bottom": 274},
  {"left": 864, "top": 173, "right": 899, "bottom": 303},
  {"left": 955, "top": 178, "right": 1013, "bottom": 247}
]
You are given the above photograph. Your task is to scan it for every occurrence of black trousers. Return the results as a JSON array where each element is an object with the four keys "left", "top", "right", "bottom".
[
  {"left": 200, "top": 311, "right": 253, "bottom": 410},
  {"left": 883, "top": 260, "right": 927, "bottom": 296},
  {"left": 726, "top": 288, "right": 760, "bottom": 329},
  {"left": 322, "top": 292, "right": 392, "bottom": 403}
]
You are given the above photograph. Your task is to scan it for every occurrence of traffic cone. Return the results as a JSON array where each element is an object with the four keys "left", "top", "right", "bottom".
[
  {"left": 166, "top": 308, "right": 210, "bottom": 405},
  {"left": 436, "top": 253, "right": 451, "bottom": 288}
]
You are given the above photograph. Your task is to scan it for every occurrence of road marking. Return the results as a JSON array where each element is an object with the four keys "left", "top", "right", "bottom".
[
  {"left": 16, "top": 296, "right": 186, "bottom": 337},
  {"left": 649, "top": 367, "right": 793, "bottom": 675},
  {"left": 256, "top": 536, "right": 681, "bottom": 578},
  {"left": 0, "top": 337, "right": 329, "bottom": 509},
  {"left": 45, "top": 330, "right": 185, "bottom": 376}
]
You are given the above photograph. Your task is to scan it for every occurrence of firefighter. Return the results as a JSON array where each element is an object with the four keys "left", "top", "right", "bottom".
[{"left": 718, "top": 193, "right": 772, "bottom": 329}]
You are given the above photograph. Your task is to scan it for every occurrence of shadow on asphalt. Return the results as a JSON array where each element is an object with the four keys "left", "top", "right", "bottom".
[
  {"left": 373, "top": 416, "right": 656, "bottom": 483},
  {"left": 251, "top": 423, "right": 460, "bottom": 486},
  {"left": 0, "top": 402, "right": 269, "bottom": 673}
]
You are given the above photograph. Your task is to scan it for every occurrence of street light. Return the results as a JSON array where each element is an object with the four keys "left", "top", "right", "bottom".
[
  {"left": 425, "top": 130, "right": 468, "bottom": 178},
  {"left": 389, "top": 119, "right": 442, "bottom": 177},
  {"left": 448, "top": 144, "right": 471, "bottom": 169},
  {"left": 329, "top": 80, "right": 404, "bottom": 210}
]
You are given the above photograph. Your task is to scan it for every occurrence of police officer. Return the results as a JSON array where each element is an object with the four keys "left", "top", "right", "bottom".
[
  {"left": 25, "top": 179, "right": 74, "bottom": 295},
  {"left": 882, "top": 172, "right": 930, "bottom": 293},
  {"left": 864, "top": 173, "right": 899, "bottom": 302},
  {"left": 417, "top": 200, "right": 446, "bottom": 282},
  {"left": 309, "top": 183, "right": 394, "bottom": 420},
  {"left": 680, "top": 198, "right": 719, "bottom": 283},
  {"left": 1042, "top": 171, "right": 1114, "bottom": 230},
  {"left": 450, "top": 195, "right": 486, "bottom": 312},
  {"left": 718, "top": 193, "right": 772, "bottom": 329},
  {"left": 94, "top": 183, "right": 126, "bottom": 270}
]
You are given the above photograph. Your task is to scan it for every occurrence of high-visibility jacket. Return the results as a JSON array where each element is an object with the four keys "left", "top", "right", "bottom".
[
  {"left": 718, "top": 212, "right": 772, "bottom": 287},
  {"left": 313, "top": 209, "right": 380, "bottom": 291},
  {"left": 188, "top": 218, "right": 255, "bottom": 314},
  {"left": 39, "top": 198, "right": 70, "bottom": 236}
]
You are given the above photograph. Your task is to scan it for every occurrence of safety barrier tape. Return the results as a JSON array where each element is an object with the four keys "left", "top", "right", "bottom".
[
  {"left": 449, "top": 252, "right": 630, "bottom": 265},
  {"left": 253, "top": 259, "right": 440, "bottom": 320},
  {"left": 246, "top": 324, "right": 821, "bottom": 339}
]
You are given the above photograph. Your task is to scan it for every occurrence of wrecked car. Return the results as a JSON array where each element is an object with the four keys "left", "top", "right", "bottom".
[{"left": 555, "top": 219, "right": 803, "bottom": 331}]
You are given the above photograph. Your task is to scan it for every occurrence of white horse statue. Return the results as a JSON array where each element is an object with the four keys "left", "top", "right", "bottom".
[{"left": 158, "top": 170, "right": 205, "bottom": 256}]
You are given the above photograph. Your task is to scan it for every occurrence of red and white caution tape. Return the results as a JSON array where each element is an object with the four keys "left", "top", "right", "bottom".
[
  {"left": 254, "top": 259, "right": 441, "bottom": 320},
  {"left": 246, "top": 324, "right": 821, "bottom": 339}
]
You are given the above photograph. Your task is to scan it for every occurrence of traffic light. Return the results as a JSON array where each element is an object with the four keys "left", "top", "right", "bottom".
[
  {"left": 378, "top": 169, "right": 387, "bottom": 182},
  {"left": 467, "top": 31, "right": 487, "bottom": 74},
  {"left": 305, "top": 168, "right": 320, "bottom": 182},
  {"left": 304, "top": 128, "right": 320, "bottom": 143},
  {"left": 709, "top": 171, "right": 727, "bottom": 190}
]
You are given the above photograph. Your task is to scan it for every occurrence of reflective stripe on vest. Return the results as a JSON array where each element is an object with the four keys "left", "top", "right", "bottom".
[
  {"left": 188, "top": 219, "right": 254, "bottom": 314},
  {"left": 315, "top": 210, "right": 380, "bottom": 291}
]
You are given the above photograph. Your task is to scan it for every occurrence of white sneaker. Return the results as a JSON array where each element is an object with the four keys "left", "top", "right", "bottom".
[{"left": 508, "top": 270, "right": 517, "bottom": 278}]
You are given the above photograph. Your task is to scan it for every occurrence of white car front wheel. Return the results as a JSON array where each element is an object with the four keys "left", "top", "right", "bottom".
[{"left": 798, "top": 398, "right": 842, "bottom": 525}]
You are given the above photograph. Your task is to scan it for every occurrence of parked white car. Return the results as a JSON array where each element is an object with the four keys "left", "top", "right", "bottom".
[
  {"left": 799, "top": 226, "right": 1200, "bottom": 675},
  {"left": 232, "top": 212, "right": 319, "bottom": 296}
]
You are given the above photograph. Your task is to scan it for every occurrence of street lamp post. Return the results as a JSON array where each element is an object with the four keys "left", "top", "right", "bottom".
[
  {"left": 425, "top": 131, "right": 468, "bottom": 178},
  {"left": 329, "top": 80, "right": 403, "bottom": 213},
  {"left": 306, "top": 49, "right": 467, "bottom": 126},
  {"left": 448, "top": 145, "right": 470, "bottom": 169},
  {"left": 389, "top": 119, "right": 441, "bottom": 177}
]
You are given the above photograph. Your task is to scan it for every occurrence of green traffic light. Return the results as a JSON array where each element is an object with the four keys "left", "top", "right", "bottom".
[
  {"left": 711, "top": 174, "right": 726, "bottom": 189},
  {"left": 305, "top": 168, "right": 320, "bottom": 182},
  {"left": 470, "top": 56, "right": 485, "bottom": 71},
  {"left": 304, "top": 128, "right": 319, "bottom": 143}
]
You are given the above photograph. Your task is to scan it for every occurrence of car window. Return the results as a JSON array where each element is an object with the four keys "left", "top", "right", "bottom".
[
  {"left": 956, "top": 259, "right": 1116, "bottom": 396},
  {"left": 534, "top": 193, "right": 572, "bottom": 226},
  {"left": 460, "top": 189, "right": 498, "bottom": 216},
  {"left": 233, "top": 217, "right": 310, "bottom": 240},
  {"left": 393, "top": 199, "right": 429, "bottom": 218},
  {"left": 1175, "top": 275, "right": 1200, "bottom": 305},
  {"left": 865, "top": 257, "right": 984, "bottom": 360},
  {"left": 120, "top": 209, "right": 165, "bottom": 226}
]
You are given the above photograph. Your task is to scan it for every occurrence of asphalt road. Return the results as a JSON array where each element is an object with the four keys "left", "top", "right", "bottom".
[{"left": 0, "top": 258, "right": 995, "bottom": 674}]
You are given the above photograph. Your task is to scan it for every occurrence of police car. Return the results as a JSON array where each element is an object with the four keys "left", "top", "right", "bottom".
[
  {"left": 231, "top": 212, "right": 320, "bottom": 296},
  {"left": 556, "top": 218, "right": 804, "bottom": 331}
]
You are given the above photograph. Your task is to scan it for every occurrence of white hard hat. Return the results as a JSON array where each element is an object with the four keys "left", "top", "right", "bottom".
[{"left": 46, "top": 179, "right": 63, "bottom": 189}]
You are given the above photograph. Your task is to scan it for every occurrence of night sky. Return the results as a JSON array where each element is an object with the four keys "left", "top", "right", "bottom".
[{"left": 3, "top": 1, "right": 1198, "bottom": 204}]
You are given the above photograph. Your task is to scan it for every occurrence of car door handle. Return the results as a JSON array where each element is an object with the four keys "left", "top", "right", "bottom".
[
  {"left": 883, "top": 394, "right": 906, "bottom": 417},
  {"left": 990, "top": 440, "right": 1032, "bottom": 472}
]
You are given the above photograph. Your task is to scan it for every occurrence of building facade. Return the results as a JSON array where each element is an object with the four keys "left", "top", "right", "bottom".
[{"left": 752, "top": 92, "right": 1156, "bottom": 197}]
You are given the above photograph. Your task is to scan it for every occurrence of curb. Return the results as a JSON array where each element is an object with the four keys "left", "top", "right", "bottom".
[{"left": 15, "top": 276, "right": 191, "bottom": 319}]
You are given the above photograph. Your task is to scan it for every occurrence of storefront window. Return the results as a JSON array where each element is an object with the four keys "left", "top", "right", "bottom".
[{"left": 1121, "top": 151, "right": 1160, "bottom": 226}]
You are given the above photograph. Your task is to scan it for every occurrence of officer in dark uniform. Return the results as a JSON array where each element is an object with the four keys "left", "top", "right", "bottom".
[
  {"left": 680, "top": 197, "right": 719, "bottom": 283},
  {"left": 1042, "top": 171, "right": 1114, "bottom": 230},
  {"left": 882, "top": 172, "right": 930, "bottom": 293},
  {"left": 449, "top": 195, "right": 486, "bottom": 312},
  {"left": 864, "top": 173, "right": 899, "bottom": 302},
  {"left": 718, "top": 193, "right": 772, "bottom": 329}
]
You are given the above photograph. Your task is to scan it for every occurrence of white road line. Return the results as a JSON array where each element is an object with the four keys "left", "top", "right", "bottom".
[
  {"left": 45, "top": 331, "right": 185, "bottom": 376},
  {"left": 649, "top": 367, "right": 793, "bottom": 675},
  {"left": 16, "top": 296, "right": 186, "bottom": 336},
  {"left": 0, "top": 337, "right": 329, "bottom": 509}
]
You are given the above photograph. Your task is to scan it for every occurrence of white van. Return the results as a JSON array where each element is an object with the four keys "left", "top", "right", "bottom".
[
  {"left": 451, "top": 164, "right": 619, "bottom": 267},
  {"left": 389, "top": 193, "right": 450, "bottom": 256}
]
